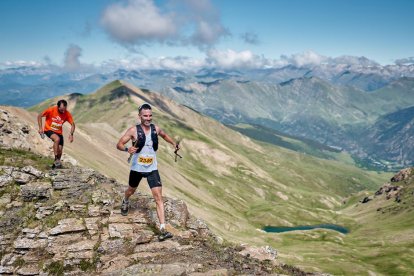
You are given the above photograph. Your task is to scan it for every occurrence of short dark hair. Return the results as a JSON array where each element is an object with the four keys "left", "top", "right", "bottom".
[
  {"left": 138, "top": 103, "right": 151, "bottom": 113},
  {"left": 57, "top": 99, "right": 68, "bottom": 107}
]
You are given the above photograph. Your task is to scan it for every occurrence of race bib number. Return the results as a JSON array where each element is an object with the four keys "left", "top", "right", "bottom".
[
  {"left": 138, "top": 156, "right": 154, "bottom": 165},
  {"left": 50, "top": 122, "right": 62, "bottom": 131}
]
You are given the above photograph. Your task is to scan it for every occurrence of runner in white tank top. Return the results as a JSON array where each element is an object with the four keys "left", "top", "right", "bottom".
[{"left": 116, "top": 103, "right": 180, "bottom": 241}]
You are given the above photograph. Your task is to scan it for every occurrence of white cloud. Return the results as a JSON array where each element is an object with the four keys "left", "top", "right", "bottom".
[
  {"left": 332, "top": 55, "right": 379, "bottom": 67},
  {"left": 0, "top": 60, "right": 44, "bottom": 68},
  {"left": 100, "top": 0, "right": 228, "bottom": 50},
  {"left": 191, "top": 20, "right": 228, "bottom": 48},
  {"left": 182, "top": 0, "right": 229, "bottom": 48},
  {"left": 101, "top": 0, "right": 177, "bottom": 45},
  {"left": 206, "top": 49, "right": 270, "bottom": 69},
  {"left": 158, "top": 56, "right": 206, "bottom": 70},
  {"left": 279, "top": 51, "right": 328, "bottom": 67},
  {"left": 63, "top": 44, "right": 82, "bottom": 71},
  {"left": 394, "top": 57, "right": 414, "bottom": 65}
]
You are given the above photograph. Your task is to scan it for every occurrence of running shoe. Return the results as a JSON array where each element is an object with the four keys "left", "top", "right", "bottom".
[
  {"left": 121, "top": 199, "right": 129, "bottom": 216},
  {"left": 158, "top": 230, "right": 173, "bottom": 241}
]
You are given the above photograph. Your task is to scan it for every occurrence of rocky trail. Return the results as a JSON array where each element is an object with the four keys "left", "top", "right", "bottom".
[{"left": 0, "top": 161, "right": 306, "bottom": 275}]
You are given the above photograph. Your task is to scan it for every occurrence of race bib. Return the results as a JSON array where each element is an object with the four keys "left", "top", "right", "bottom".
[
  {"left": 138, "top": 155, "right": 154, "bottom": 166},
  {"left": 50, "top": 122, "right": 62, "bottom": 131}
]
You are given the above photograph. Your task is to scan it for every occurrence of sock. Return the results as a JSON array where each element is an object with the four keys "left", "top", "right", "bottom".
[
  {"left": 160, "top": 223, "right": 165, "bottom": 231},
  {"left": 123, "top": 197, "right": 129, "bottom": 203}
]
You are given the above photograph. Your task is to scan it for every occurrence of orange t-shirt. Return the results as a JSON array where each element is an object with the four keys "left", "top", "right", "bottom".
[{"left": 42, "top": 106, "right": 74, "bottom": 135}]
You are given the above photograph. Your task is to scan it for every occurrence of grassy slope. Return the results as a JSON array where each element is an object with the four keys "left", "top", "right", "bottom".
[
  {"left": 339, "top": 171, "right": 414, "bottom": 275},
  {"left": 227, "top": 123, "right": 351, "bottom": 162},
  {"left": 28, "top": 80, "right": 414, "bottom": 274}
]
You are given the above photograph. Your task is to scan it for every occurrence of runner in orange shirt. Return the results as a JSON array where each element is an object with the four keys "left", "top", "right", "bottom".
[{"left": 37, "top": 99, "right": 76, "bottom": 168}]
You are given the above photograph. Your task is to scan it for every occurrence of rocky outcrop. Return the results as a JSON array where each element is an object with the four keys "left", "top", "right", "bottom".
[
  {"left": 374, "top": 183, "right": 402, "bottom": 200},
  {"left": 0, "top": 109, "right": 34, "bottom": 151},
  {"left": 0, "top": 164, "right": 291, "bottom": 275},
  {"left": 359, "top": 167, "right": 414, "bottom": 214},
  {"left": 0, "top": 107, "right": 77, "bottom": 165},
  {"left": 391, "top": 167, "right": 413, "bottom": 182}
]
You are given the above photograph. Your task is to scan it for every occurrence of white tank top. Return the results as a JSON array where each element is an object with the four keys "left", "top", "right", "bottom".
[{"left": 130, "top": 130, "right": 158, "bottom": 173}]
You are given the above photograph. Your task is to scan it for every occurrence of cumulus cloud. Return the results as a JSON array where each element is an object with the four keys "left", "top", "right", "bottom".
[
  {"left": 332, "top": 55, "right": 379, "bottom": 67},
  {"left": 181, "top": 0, "right": 229, "bottom": 48},
  {"left": 63, "top": 44, "right": 83, "bottom": 71},
  {"left": 278, "top": 51, "right": 329, "bottom": 67},
  {"left": 241, "top": 32, "right": 259, "bottom": 45},
  {"left": 100, "top": 0, "right": 228, "bottom": 50},
  {"left": 191, "top": 20, "right": 228, "bottom": 49},
  {"left": 100, "top": 49, "right": 269, "bottom": 71},
  {"left": 394, "top": 57, "right": 414, "bottom": 65},
  {"left": 101, "top": 0, "right": 177, "bottom": 45},
  {"left": 206, "top": 49, "right": 270, "bottom": 69}
]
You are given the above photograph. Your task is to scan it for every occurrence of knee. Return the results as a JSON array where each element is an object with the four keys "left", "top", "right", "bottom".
[{"left": 53, "top": 136, "right": 60, "bottom": 144}]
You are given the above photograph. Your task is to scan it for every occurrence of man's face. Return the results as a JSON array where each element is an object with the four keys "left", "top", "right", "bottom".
[
  {"left": 139, "top": 109, "right": 152, "bottom": 126},
  {"left": 58, "top": 104, "right": 67, "bottom": 113}
]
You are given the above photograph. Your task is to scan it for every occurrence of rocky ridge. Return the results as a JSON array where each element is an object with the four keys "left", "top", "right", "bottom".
[
  {"left": 0, "top": 107, "right": 304, "bottom": 275},
  {"left": 0, "top": 162, "right": 295, "bottom": 275},
  {"left": 360, "top": 167, "right": 414, "bottom": 211}
]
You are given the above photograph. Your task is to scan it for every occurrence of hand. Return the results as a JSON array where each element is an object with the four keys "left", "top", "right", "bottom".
[
  {"left": 129, "top": 146, "right": 138, "bottom": 154},
  {"left": 69, "top": 134, "right": 74, "bottom": 143},
  {"left": 38, "top": 129, "right": 44, "bottom": 135},
  {"left": 173, "top": 142, "right": 182, "bottom": 162}
]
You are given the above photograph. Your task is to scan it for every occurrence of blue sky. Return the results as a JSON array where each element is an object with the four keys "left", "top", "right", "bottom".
[{"left": 1, "top": 0, "right": 413, "bottom": 70}]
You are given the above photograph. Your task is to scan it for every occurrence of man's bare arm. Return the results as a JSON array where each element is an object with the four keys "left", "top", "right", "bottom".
[
  {"left": 157, "top": 126, "right": 178, "bottom": 149},
  {"left": 68, "top": 122, "right": 76, "bottom": 143},
  {"left": 37, "top": 113, "right": 44, "bottom": 134},
  {"left": 117, "top": 127, "right": 136, "bottom": 154},
  {"left": 69, "top": 122, "right": 76, "bottom": 135}
]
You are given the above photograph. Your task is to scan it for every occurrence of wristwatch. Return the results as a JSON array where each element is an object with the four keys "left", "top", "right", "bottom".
[{"left": 124, "top": 147, "right": 129, "bottom": 152}]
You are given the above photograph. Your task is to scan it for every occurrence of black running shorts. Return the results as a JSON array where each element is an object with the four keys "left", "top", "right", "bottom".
[
  {"left": 45, "top": 130, "right": 64, "bottom": 146},
  {"left": 129, "top": 170, "right": 162, "bottom": 189}
]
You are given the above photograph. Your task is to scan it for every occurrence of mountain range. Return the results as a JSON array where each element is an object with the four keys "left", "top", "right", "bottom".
[
  {"left": 161, "top": 76, "right": 414, "bottom": 169},
  {"left": 1, "top": 80, "right": 414, "bottom": 274},
  {"left": 1, "top": 57, "right": 413, "bottom": 169}
]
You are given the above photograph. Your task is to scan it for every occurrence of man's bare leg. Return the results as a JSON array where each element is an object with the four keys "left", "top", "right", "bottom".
[
  {"left": 151, "top": 186, "right": 173, "bottom": 241},
  {"left": 121, "top": 187, "right": 136, "bottom": 216}
]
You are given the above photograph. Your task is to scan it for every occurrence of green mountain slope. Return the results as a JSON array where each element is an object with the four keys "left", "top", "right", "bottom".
[
  {"left": 362, "top": 105, "right": 414, "bottom": 167},
  {"left": 28, "top": 80, "right": 414, "bottom": 274},
  {"left": 341, "top": 168, "right": 414, "bottom": 275},
  {"left": 227, "top": 123, "right": 347, "bottom": 160},
  {"left": 160, "top": 77, "right": 414, "bottom": 168}
]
